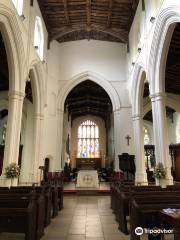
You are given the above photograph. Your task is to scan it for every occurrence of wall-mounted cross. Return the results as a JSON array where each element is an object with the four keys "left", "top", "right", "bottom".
[{"left": 125, "top": 135, "right": 131, "bottom": 146}]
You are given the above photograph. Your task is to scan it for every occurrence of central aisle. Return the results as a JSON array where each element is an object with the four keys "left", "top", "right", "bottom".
[{"left": 42, "top": 195, "right": 129, "bottom": 240}]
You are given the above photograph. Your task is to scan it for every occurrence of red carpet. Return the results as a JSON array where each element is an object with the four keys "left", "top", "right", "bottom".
[{"left": 64, "top": 189, "right": 110, "bottom": 194}]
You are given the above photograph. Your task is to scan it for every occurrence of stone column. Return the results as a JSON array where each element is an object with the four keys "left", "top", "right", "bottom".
[
  {"left": 113, "top": 109, "right": 121, "bottom": 171},
  {"left": 150, "top": 93, "right": 173, "bottom": 185},
  {"left": 55, "top": 108, "right": 64, "bottom": 171},
  {"left": 1, "top": 91, "right": 24, "bottom": 186},
  {"left": 132, "top": 114, "right": 148, "bottom": 185},
  {"left": 32, "top": 113, "right": 44, "bottom": 183}
]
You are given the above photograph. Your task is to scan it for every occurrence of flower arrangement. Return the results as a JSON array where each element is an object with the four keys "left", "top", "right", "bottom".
[
  {"left": 5, "top": 163, "right": 20, "bottom": 179},
  {"left": 153, "top": 162, "right": 166, "bottom": 179}
]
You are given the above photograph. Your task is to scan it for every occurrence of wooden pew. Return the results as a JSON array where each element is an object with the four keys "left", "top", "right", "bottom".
[
  {"left": 51, "top": 185, "right": 59, "bottom": 218},
  {"left": 129, "top": 191, "right": 180, "bottom": 240},
  {"left": 0, "top": 186, "right": 45, "bottom": 240},
  {"left": 43, "top": 184, "right": 52, "bottom": 226},
  {"left": 113, "top": 185, "right": 163, "bottom": 234},
  {"left": 0, "top": 190, "right": 37, "bottom": 240}
]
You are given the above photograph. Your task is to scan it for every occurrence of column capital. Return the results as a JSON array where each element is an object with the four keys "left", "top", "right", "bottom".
[
  {"left": 113, "top": 108, "right": 121, "bottom": 115},
  {"left": 132, "top": 114, "right": 142, "bottom": 121},
  {"left": 150, "top": 92, "right": 166, "bottom": 102},
  {"left": 34, "top": 113, "right": 44, "bottom": 120},
  {"left": 57, "top": 108, "right": 64, "bottom": 115},
  {"left": 8, "top": 91, "right": 25, "bottom": 101}
]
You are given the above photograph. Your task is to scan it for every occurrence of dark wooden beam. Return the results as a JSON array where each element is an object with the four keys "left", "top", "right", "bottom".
[
  {"left": 37, "top": 0, "right": 51, "bottom": 33},
  {"left": 142, "top": 0, "right": 145, "bottom": 11},
  {"left": 167, "top": 55, "right": 180, "bottom": 68},
  {"left": 63, "top": 0, "right": 70, "bottom": 25},
  {"left": 86, "top": 0, "right": 91, "bottom": 34},
  {"left": 107, "top": 0, "right": 113, "bottom": 28},
  {"left": 30, "top": 0, "right": 34, "bottom": 6},
  {"left": 51, "top": 25, "right": 127, "bottom": 42}
]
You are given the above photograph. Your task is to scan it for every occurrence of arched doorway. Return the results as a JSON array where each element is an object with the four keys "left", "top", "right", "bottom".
[{"left": 62, "top": 80, "right": 113, "bottom": 170}]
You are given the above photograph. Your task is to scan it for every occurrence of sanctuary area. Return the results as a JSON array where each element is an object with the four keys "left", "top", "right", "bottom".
[{"left": 0, "top": 0, "right": 180, "bottom": 240}]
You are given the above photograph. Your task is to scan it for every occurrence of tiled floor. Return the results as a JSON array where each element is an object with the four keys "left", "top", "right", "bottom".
[
  {"left": 0, "top": 195, "right": 174, "bottom": 240},
  {"left": 42, "top": 195, "right": 128, "bottom": 240}
]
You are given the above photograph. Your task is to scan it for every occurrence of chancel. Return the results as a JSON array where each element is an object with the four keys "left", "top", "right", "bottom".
[{"left": 1, "top": 0, "right": 180, "bottom": 240}]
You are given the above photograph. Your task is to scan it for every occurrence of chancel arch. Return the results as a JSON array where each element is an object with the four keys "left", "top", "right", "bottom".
[
  {"left": 61, "top": 79, "right": 113, "bottom": 170},
  {"left": 57, "top": 71, "right": 121, "bottom": 112},
  {"left": 57, "top": 71, "right": 121, "bottom": 170}
]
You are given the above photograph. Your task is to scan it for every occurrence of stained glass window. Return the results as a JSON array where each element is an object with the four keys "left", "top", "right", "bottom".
[{"left": 77, "top": 120, "right": 100, "bottom": 158}]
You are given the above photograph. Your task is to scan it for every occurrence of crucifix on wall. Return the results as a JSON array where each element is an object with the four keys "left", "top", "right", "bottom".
[{"left": 125, "top": 135, "right": 131, "bottom": 146}]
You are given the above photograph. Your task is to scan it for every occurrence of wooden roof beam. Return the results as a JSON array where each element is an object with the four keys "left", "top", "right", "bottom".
[
  {"left": 63, "top": 0, "right": 70, "bottom": 25},
  {"left": 51, "top": 26, "right": 128, "bottom": 42},
  {"left": 107, "top": 0, "right": 113, "bottom": 28},
  {"left": 86, "top": 0, "right": 91, "bottom": 31}
]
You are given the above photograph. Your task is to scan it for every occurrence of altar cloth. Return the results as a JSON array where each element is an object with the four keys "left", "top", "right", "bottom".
[{"left": 76, "top": 170, "right": 99, "bottom": 188}]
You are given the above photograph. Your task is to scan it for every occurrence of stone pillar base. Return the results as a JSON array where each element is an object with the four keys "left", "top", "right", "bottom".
[
  {"left": 0, "top": 176, "right": 18, "bottom": 187},
  {"left": 135, "top": 172, "right": 148, "bottom": 185}
]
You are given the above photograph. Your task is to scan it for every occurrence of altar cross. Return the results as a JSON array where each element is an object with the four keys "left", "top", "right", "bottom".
[{"left": 125, "top": 135, "right": 131, "bottom": 146}]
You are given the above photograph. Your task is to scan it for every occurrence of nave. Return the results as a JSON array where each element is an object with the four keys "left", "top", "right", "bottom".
[
  {"left": 0, "top": 194, "right": 129, "bottom": 240},
  {"left": 42, "top": 195, "right": 128, "bottom": 240}
]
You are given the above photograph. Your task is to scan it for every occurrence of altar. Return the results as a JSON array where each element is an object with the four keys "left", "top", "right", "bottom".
[{"left": 76, "top": 170, "right": 99, "bottom": 188}]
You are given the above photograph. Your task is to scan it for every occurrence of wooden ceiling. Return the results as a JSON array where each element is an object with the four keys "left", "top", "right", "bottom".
[
  {"left": 37, "top": 0, "right": 139, "bottom": 43},
  {"left": 65, "top": 80, "right": 112, "bottom": 123}
]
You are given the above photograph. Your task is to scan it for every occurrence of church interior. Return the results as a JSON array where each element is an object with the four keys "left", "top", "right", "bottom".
[{"left": 0, "top": 0, "right": 180, "bottom": 239}]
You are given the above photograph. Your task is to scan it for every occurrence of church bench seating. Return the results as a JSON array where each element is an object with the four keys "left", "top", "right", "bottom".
[
  {"left": 0, "top": 190, "right": 37, "bottom": 240},
  {"left": 57, "top": 185, "right": 63, "bottom": 210},
  {"left": 129, "top": 191, "right": 180, "bottom": 240},
  {"left": 0, "top": 186, "right": 45, "bottom": 240},
  {"left": 42, "top": 184, "right": 52, "bottom": 227},
  {"left": 51, "top": 185, "right": 59, "bottom": 218},
  {"left": 111, "top": 184, "right": 177, "bottom": 235},
  {"left": 110, "top": 181, "right": 134, "bottom": 213},
  {"left": 115, "top": 185, "right": 161, "bottom": 234}
]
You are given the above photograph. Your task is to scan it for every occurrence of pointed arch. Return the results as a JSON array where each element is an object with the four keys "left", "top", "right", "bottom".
[
  {"left": 131, "top": 63, "right": 147, "bottom": 117},
  {"left": 57, "top": 71, "right": 121, "bottom": 112},
  {"left": 149, "top": 6, "right": 180, "bottom": 95},
  {"left": 29, "top": 62, "right": 45, "bottom": 116},
  {"left": 0, "top": 3, "right": 26, "bottom": 93}
]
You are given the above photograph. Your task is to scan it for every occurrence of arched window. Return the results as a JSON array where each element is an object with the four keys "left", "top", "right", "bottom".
[
  {"left": 144, "top": 127, "right": 150, "bottom": 145},
  {"left": 77, "top": 120, "right": 99, "bottom": 158},
  {"left": 34, "top": 16, "right": 44, "bottom": 61},
  {"left": 12, "top": 0, "right": 23, "bottom": 15}
]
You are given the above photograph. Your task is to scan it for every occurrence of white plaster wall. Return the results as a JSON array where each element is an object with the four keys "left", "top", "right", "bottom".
[
  {"left": 168, "top": 112, "right": 180, "bottom": 144},
  {"left": 57, "top": 40, "right": 127, "bottom": 82},
  {"left": 61, "top": 111, "right": 71, "bottom": 168},
  {"left": 20, "top": 100, "right": 34, "bottom": 183},
  {"left": 143, "top": 120, "right": 154, "bottom": 144}
]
